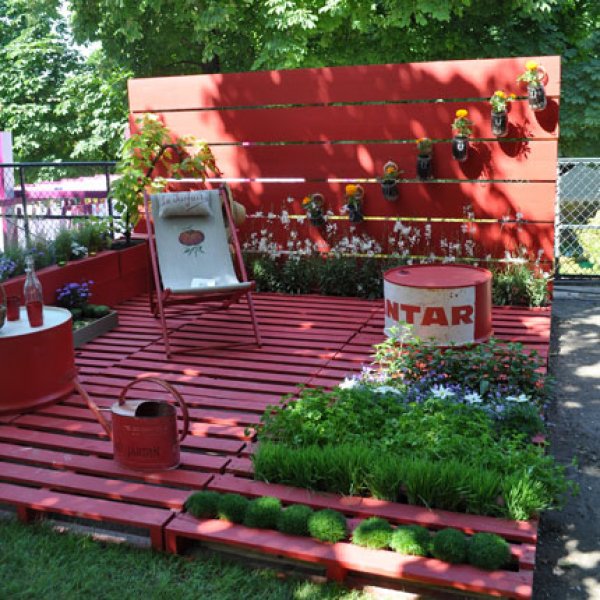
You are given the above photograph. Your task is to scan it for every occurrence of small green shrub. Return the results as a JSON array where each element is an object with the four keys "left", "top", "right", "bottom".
[
  {"left": 276, "top": 504, "right": 314, "bottom": 537},
  {"left": 53, "top": 229, "right": 75, "bottom": 263},
  {"left": 92, "top": 304, "right": 111, "bottom": 317},
  {"left": 243, "top": 496, "right": 282, "bottom": 529},
  {"left": 216, "top": 493, "right": 250, "bottom": 524},
  {"left": 307, "top": 509, "right": 347, "bottom": 543},
  {"left": 351, "top": 517, "right": 393, "bottom": 549},
  {"left": 389, "top": 525, "right": 431, "bottom": 556},
  {"left": 73, "top": 218, "right": 111, "bottom": 254},
  {"left": 492, "top": 263, "right": 550, "bottom": 307},
  {"left": 497, "top": 404, "right": 545, "bottom": 439},
  {"left": 185, "top": 491, "right": 220, "bottom": 518},
  {"left": 431, "top": 528, "right": 468, "bottom": 564},
  {"left": 467, "top": 533, "right": 511, "bottom": 570},
  {"left": 577, "top": 208, "right": 600, "bottom": 265}
]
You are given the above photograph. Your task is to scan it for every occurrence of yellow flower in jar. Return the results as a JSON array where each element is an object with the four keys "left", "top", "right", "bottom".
[
  {"left": 385, "top": 165, "right": 396, "bottom": 174},
  {"left": 302, "top": 196, "right": 311, "bottom": 206},
  {"left": 526, "top": 61, "right": 538, "bottom": 71},
  {"left": 345, "top": 184, "right": 358, "bottom": 196},
  {"left": 509, "top": 93, "right": 517, "bottom": 99},
  {"left": 494, "top": 90, "right": 506, "bottom": 98},
  {"left": 455, "top": 109, "right": 469, "bottom": 118}
]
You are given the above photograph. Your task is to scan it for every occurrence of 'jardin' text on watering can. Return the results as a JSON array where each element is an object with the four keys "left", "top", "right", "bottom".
[{"left": 79, "top": 376, "right": 190, "bottom": 470}]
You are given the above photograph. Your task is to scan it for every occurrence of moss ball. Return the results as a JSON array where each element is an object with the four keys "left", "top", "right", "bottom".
[
  {"left": 431, "top": 528, "right": 468, "bottom": 564},
  {"left": 308, "top": 509, "right": 348, "bottom": 543},
  {"left": 185, "top": 491, "right": 221, "bottom": 518},
  {"left": 468, "top": 533, "right": 511, "bottom": 570},
  {"left": 389, "top": 525, "right": 431, "bottom": 556},
  {"left": 243, "top": 496, "right": 282, "bottom": 529},
  {"left": 216, "top": 493, "right": 250, "bottom": 524},
  {"left": 351, "top": 517, "right": 393, "bottom": 549},
  {"left": 277, "top": 504, "right": 314, "bottom": 537}
]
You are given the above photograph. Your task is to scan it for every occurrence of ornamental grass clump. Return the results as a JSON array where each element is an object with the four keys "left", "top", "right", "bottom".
[
  {"left": 185, "top": 491, "right": 220, "bottom": 518},
  {"left": 216, "top": 493, "right": 250, "bottom": 524},
  {"left": 243, "top": 496, "right": 282, "bottom": 529},
  {"left": 431, "top": 528, "right": 468, "bottom": 564},
  {"left": 308, "top": 509, "right": 347, "bottom": 543},
  {"left": 351, "top": 517, "right": 393, "bottom": 549},
  {"left": 467, "top": 533, "right": 511, "bottom": 570},
  {"left": 389, "top": 525, "right": 431, "bottom": 556},
  {"left": 277, "top": 504, "right": 314, "bottom": 537}
]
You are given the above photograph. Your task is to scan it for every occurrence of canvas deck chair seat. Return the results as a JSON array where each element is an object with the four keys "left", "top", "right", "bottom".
[{"left": 144, "top": 188, "right": 261, "bottom": 357}]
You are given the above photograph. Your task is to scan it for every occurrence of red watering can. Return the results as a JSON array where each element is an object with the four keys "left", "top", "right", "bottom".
[{"left": 77, "top": 377, "right": 190, "bottom": 471}]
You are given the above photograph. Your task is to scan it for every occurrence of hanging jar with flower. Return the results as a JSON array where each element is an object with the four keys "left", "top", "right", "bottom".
[
  {"left": 302, "top": 193, "right": 325, "bottom": 226},
  {"left": 380, "top": 161, "right": 400, "bottom": 201},
  {"left": 517, "top": 61, "right": 547, "bottom": 111},
  {"left": 415, "top": 138, "right": 433, "bottom": 180},
  {"left": 451, "top": 109, "right": 473, "bottom": 162},
  {"left": 344, "top": 184, "right": 364, "bottom": 223},
  {"left": 489, "top": 90, "right": 515, "bottom": 137}
]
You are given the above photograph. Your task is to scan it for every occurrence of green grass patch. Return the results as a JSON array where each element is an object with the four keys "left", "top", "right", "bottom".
[{"left": 0, "top": 517, "right": 365, "bottom": 600}]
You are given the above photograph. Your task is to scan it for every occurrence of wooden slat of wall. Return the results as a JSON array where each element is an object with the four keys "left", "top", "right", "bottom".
[
  {"left": 206, "top": 141, "right": 557, "bottom": 181},
  {"left": 147, "top": 100, "right": 558, "bottom": 144},
  {"left": 129, "top": 56, "right": 560, "bottom": 111},
  {"left": 240, "top": 219, "right": 554, "bottom": 262},
  {"left": 225, "top": 181, "right": 556, "bottom": 221}
]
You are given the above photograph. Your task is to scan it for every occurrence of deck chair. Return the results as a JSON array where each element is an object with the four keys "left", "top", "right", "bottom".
[{"left": 144, "top": 187, "right": 262, "bottom": 357}]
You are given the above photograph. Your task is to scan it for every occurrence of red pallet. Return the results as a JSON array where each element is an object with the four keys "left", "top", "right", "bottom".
[{"left": 0, "top": 293, "right": 550, "bottom": 598}]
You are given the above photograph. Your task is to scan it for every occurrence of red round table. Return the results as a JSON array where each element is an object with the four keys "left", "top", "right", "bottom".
[{"left": 0, "top": 306, "right": 76, "bottom": 415}]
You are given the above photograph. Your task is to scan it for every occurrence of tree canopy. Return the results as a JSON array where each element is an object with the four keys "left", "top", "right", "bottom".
[
  {"left": 0, "top": 0, "right": 130, "bottom": 163},
  {"left": 68, "top": 0, "right": 599, "bottom": 156}
]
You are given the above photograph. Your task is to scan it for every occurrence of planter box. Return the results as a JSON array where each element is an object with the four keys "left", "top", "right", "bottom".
[
  {"left": 2, "top": 243, "right": 149, "bottom": 308},
  {"left": 73, "top": 310, "right": 119, "bottom": 348}
]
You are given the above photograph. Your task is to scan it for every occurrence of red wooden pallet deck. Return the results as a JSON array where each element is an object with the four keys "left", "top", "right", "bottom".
[{"left": 0, "top": 292, "right": 551, "bottom": 598}]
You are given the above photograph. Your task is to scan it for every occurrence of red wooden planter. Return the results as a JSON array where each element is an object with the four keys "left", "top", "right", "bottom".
[
  {"left": 165, "top": 514, "right": 534, "bottom": 599},
  {"left": 1, "top": 243, "right": 149, "bottom": 307}
]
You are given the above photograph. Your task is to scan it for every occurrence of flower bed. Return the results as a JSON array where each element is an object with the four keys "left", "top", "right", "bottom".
[{"left": 248, "top": 336, "right": 571, "bottom": 522}]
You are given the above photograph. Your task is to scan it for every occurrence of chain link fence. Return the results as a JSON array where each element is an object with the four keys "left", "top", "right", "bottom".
[
  {"left": 0, "top": 162, "right": 117, "bottom": 250},
  {"left": 556, "top": 158, "right": 600, "bottom": 279}
]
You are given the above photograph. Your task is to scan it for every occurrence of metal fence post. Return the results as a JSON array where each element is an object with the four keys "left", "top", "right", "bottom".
[{"left": 17, "top": 165, "right": 30, "bottom": 246}]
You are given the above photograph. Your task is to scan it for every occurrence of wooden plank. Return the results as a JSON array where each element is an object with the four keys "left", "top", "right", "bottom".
[
  {"left": 208, "top": 475, "right": 537, "bottom": 543},
  {"left": 128, "top": 55, "right": 560, "bottom": 110},
  {"left": 0, "top": 481, "right": 171, "bottom": 550},
  {"left": 206, "top": 140, "right": 558, "bottom": 182},
  {"left": 164, "top": 515, "right": 533, "bottom": 599},
  {"left": 0, "top": 442, "right": 222, "bottom": 486},
  {"left": 0, "top": 462, "right": 189, "bottom": 509},
  {"left": 156, "top": 99, "right": 558, "bottom": 145},
  {"left": 226, "top": 181, "right": 558, "bottom": 222}
]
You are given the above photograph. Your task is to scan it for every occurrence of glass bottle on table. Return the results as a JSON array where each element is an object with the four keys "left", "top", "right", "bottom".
[{"left": 24, "top": 255, "right": 44, "bottom": 327}]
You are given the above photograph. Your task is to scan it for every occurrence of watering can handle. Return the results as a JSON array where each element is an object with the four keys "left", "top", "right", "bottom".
[{"left": 118, "top": 377, "right": 190, "bottom": 442}]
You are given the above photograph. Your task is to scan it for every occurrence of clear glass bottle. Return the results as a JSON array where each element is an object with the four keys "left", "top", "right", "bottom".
[{"left": 23, "top": 255, "right": 44, "bottom": 327}]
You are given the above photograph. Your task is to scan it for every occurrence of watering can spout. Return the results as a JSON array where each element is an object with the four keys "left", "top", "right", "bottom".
[{"left": 75, "top": 379, "right": 113, "bottom": 438}]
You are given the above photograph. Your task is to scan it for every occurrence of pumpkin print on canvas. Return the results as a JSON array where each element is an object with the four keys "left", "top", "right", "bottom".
[{"left": 179, "top": 227, "right": 205, "bottom": 256}]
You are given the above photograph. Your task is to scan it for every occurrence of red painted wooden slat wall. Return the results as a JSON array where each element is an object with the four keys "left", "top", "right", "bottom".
[{"left": 127, "top": 55, "right": 560, "bottom": 267}]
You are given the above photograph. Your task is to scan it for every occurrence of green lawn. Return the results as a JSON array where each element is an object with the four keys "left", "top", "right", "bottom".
[{"left": 0, "top": 517, "right": 366, "bottom": 600}]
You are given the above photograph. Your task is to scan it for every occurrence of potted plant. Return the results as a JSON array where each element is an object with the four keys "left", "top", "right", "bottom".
[
  {"left": 416, "top": 138, "right": 433, "bottom": 180},
  {"left": 111, "top": 113, "right": 221, "bottom": 245},
  {"left": 489, "top": 90, "right": 516, "bottom": 137},
  {"left": 380, "top": 161, "right": 400, "bottom": 201},
  {"left": 517, "top": 61, "right": 547, "bottom": 111},
  {"left": 302, "top": 193, "right": 326, "bottom": 226},
  {"left": 451, "top": 109, "right": 473, "bottom": 162},
  {"left": 344, "top": 184, "right": 365, "bottom": 223}
]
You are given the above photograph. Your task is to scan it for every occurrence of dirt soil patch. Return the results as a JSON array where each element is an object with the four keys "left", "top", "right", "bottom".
[{"left": 533, "top": 291, "right": 600, "bottom": 599}]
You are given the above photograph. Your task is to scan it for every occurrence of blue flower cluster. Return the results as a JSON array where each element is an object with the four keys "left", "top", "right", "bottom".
[
  {"left": 0, "top": 257, "right": 16, "bottom": 282},
  {"left": 55, "top": 280, "right": 94, "bottom": 309}
]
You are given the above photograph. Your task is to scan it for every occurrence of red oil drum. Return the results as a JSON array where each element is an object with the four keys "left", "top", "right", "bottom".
[
  {"left": 0, "top": 306, "right": 76, "bottom": 415},
  {"left": 383, "top": 264, "right": 492, "bottom": 345}
]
